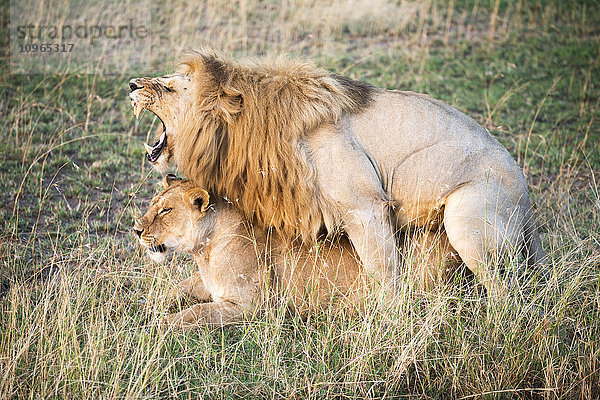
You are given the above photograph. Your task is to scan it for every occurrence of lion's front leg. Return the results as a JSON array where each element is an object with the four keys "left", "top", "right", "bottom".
[
  {"left": 162, "top": 301, "right": 251, "bottom": 329},
  {"left": 309, "top": 126, "right": 400, "bottom": 290},
  {"left": 342, "top": 204, "right": 400, "bottom": 288}
]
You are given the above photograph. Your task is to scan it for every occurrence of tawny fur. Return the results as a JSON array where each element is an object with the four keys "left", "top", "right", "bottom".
[{"left": 129, "top": 48, "right": 547, "bottom": 296}]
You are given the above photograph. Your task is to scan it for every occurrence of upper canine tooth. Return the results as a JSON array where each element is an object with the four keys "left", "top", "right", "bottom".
[
  {"left": 134, "top": 105, "right": 142, "bottom": 119},
  {"left": 144, "top": 143, "right": 153, "bottom": 154}
]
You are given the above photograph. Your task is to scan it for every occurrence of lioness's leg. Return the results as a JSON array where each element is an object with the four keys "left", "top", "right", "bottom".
[
  {"left": 163, "top": 301, "right": 251, "bottom": 329},
  {"left": 443, "top": 182, "right": 525, "bottom": 298},
  {"left": 175, "top": 273, "right": 211, "bottom": 301},
  {"left": 166, "top": 273, "right": 212, "bottom": 313}
]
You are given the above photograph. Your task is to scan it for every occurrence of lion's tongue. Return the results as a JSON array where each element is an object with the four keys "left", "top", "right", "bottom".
[{"left": 146, "top": 131, "right": 166, "bottom": 163}]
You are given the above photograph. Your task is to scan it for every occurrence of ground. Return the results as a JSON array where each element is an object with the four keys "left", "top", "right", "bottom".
[{"left": 1, "top": 0, "right": 599, "bottom": 398}]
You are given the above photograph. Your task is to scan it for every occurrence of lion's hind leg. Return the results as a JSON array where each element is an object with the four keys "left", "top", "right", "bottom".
[
  {"left": 521, "top": 209, "right": 548, "bottom": 268},
  {"left": 442, "top": 181, "right": 529, "bottom": 298}
]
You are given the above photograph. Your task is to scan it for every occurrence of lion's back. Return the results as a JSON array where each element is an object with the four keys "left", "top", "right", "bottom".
[{"left": 342, "top": 90, "right": 528, "bottom": 225}]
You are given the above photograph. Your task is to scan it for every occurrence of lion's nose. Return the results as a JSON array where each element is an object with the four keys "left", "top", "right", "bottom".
[
  {"left": 129, "top": 79, "right": 142, "bottom": 92},
  {"left": 132, "top": 228, "right": 143, "bottom": 238}
]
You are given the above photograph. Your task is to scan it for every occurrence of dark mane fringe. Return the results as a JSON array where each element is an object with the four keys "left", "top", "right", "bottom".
[
  {"left": 172, "top": 49, "right": 377, "bottom": 241},
  {"left": 330, "top": 73, "right": 376, "bottom": 111}
]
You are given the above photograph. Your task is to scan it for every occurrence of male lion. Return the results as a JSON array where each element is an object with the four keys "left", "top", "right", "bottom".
[
  {"left": 133, "top": 175, "right": 372, "bottom": 328},
  {"left": 129, "top": 48, "right": 546, "bottom": 296}
]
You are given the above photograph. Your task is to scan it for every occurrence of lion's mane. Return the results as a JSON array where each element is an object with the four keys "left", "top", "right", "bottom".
[{"left": 172, "top": 49, "right": 376, "bottom": 240}]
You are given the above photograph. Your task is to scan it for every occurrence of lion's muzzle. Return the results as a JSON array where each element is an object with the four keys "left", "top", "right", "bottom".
[{"left": 129, "top": 80, "right": 142, "bottom": 92}]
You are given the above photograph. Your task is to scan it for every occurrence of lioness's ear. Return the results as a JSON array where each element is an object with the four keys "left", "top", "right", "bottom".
[
  {"left": 185, "top": 188, "right": 210, "bottom": 213},
  {"left": 163, "top": 174, "right": 180, "bottom": 188}
]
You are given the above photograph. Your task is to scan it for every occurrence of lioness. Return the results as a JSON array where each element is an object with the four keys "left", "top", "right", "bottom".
[
  {"left": 129, "top": 48, "right": 546, "bottom": 296},
  {"left": 133, "top": 175, "right": 374, "bottom": 328}
]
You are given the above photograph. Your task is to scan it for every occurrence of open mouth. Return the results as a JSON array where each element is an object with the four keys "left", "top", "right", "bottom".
[
  {"left": 149, "top": 244, "right": 167, "bottom": 253},
  {"left": 130, "top": 98, "right": 167, "bottom": 163},
  {"left": 146, "top": 130, "right": 167, "bottom": 163}
]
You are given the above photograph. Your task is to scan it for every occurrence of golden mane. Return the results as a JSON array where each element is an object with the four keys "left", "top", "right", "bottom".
[{"left": 171, "top": 49, "right": 376, "bottom": 240}]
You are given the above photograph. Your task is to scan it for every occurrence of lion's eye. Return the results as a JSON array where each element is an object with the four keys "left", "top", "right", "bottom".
[{"left": 159, "top": 208, "right": 172, "bottom": 215}]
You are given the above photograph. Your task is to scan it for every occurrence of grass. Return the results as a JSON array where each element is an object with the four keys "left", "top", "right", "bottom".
[{"left": 1, "top": 0, "right": 599, "bottom": 398}]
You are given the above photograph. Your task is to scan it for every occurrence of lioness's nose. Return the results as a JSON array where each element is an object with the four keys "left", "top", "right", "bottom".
[
  {"left": 129, "top": 79, "right": 142, "bottom": 92},
  {"left": 132, "top": 228, "right": 142, "bottom": 238}
]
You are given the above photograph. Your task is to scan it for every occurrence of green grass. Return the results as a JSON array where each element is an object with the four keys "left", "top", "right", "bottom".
[{"left": 1, "top": 0, "right": 599, "bottom": 398}]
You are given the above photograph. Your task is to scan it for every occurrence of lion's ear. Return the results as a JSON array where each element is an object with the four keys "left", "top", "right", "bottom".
[
  {"left": 215, "top": 86, "right": 243, "bottom": 123},
  {"left": 163, "top": 174, "right": 180, "bottom": 188},
  {"left": 185, "top": 188, "right": 210, "bottom": 213},
  {"left": 189, "top": 52, "right": 243, "bottom": 122}
]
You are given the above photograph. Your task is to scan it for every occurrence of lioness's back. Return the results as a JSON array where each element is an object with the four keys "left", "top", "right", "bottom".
[{"left": 269, "top": 235, "right": 368, "bottom": 312}]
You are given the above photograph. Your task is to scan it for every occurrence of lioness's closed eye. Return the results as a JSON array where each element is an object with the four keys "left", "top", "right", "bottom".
[{"left": 133, "top": 175, "right": 369, "bottom": 329}]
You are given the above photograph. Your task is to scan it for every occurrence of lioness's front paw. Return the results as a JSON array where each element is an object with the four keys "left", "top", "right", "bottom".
[
  {"left": 161, "top": 312, "right": 191, "bottom": 331},
  {"left": 159, "top": 314, "right": 174, "bottom": 333},
  {"left": 167, "top": 295, "right": 189, "bottom": 313}
]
